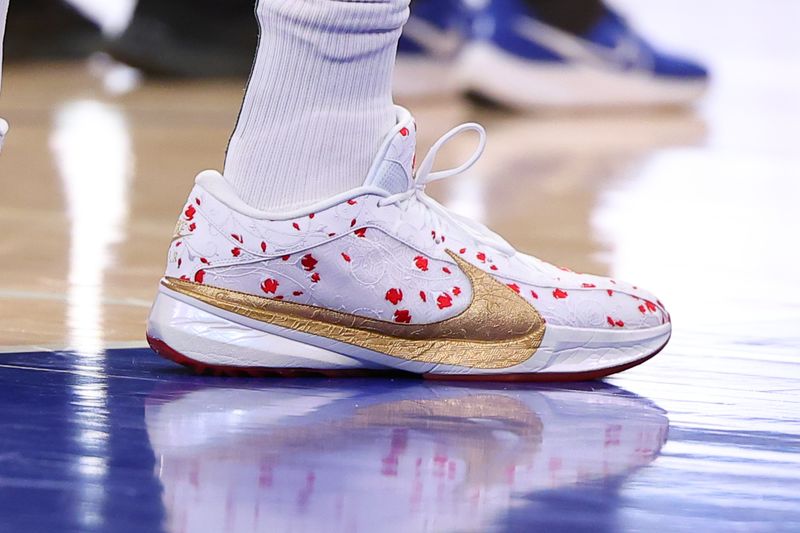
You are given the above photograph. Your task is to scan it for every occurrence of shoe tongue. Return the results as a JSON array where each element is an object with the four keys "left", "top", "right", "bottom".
[{"left": 363, "top": 106, "right": 416, "bottom": 195}]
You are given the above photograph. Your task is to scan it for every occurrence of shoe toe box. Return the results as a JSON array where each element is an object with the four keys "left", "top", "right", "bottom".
[
  {"left": 652, "top": 52, "right": 709, "bottom": 81},
  {"left": 522, "top": 275, "right": 670, "bottom": 331}
]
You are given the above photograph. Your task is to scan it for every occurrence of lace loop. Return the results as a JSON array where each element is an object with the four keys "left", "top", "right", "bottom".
[
  {"left": 378, "top": 122, "right": 515, "bottom": 256},
  {"left": 415, "top": 123, "right": 487, "bottom": 186}
]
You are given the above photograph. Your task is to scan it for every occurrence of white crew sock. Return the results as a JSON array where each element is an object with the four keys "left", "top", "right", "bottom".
[{"left": 224, "top": 0, "right": 410, "bottom": 212}]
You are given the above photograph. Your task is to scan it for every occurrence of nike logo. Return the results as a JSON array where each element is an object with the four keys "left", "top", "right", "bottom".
[
  {"left": 513, "top": 16, "right": 648, "bottom": 72},
  {"left": 162, "top": 251, "right": 545, "bottom": 369},
  {"left": 402, "top": 17, "right": 464, "bottom": 59}
]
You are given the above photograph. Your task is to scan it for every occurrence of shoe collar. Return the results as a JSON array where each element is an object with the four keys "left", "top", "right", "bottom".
[{"left": 194, "top": 106, "right": 417, "bottom": 220}]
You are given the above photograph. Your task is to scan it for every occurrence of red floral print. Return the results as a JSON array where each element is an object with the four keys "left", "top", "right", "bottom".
[
  {"left": 553, "top": 288, "right": 568, "bottom": 299},
  {"left": 385, "top": 288, "right": 403, "bottom": 305},
  {"left": 394, "top": 309, "right": 411, "bottom": 323},
  {"left": 301, "top": 254, "right": 318, "bottom": 271},
  {"left": 261, "top": 278, "right": 279, "bottom": 294}
]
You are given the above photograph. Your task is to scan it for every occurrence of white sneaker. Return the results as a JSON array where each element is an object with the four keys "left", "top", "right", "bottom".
[
  {"left": 393, "top": 0, "right": 467, "bottom": 100},
  {"left": 146, "top": 106, "right": 671, "bottom": 380}
]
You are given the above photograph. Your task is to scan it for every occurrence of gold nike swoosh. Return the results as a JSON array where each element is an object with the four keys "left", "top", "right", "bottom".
[{"left": 162, "top": 250, "right": 545, "bottom": 369}]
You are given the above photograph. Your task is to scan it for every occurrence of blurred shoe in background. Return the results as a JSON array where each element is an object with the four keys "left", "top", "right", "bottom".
[
  {"left": 4, "top": 0, "right": 103, "bottom": 61},
  {"left": 393, "top": 0, "right": 469, "bottom": 99},
  {"left": 3, "top": 0, "right": 707, "bottom": 108},
  {"left": 461, "top": 0, "right": 709, "bottom": 108},
  {"left": 106, "top": 0, "right": 257, "bottom": 78}
]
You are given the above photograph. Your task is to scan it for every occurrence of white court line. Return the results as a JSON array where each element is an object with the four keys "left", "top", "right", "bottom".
[
  {"left": 0, "top": 289, "right": 151, "bottom": 307},
  {"left": 0, "top": 341, "right": 147, "bottom": 355},
  {"left": 0, "top": 362, "right": 174, "bottom": 382}
]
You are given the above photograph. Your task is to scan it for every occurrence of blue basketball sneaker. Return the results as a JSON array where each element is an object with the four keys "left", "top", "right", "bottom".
[
  {"left": 394, "top": 0, "right": 469, "bottom": 99},
  {"left": 460, "top": 0, "right": 709, "bottom": 108}
]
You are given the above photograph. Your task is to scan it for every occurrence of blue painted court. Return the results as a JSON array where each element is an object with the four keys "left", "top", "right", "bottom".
[
  {"left": 2, "top": 337, "right": 798, "bottom": 532},
  {"left": 2, "top": 1, "right": 799, "bottom": 531}
]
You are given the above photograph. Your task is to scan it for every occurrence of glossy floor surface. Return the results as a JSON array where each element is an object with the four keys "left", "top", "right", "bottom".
[{"left": 1, "top": 1, "right": 799, "bottom": 531}]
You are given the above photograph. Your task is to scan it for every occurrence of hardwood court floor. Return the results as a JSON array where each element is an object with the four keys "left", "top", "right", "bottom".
[{"left": 0, "top": 1, "right": 799, "bottom": 531}]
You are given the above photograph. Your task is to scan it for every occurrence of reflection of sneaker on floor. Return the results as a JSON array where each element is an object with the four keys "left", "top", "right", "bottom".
[
  {"left": 147, "top": 106, "right": 671, "bottom": 380},
  {"left": 461, "top": 0, "right": 709, "bottom": 109},
  {"left": 145, "top": 383, "right": 668, "bottom": 533},
  {"left": 393, "top": 0, "right": 467, "bottom": 99}
]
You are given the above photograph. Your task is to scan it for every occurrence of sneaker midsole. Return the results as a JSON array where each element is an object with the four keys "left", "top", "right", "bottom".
[{"left": 148, "top": 284, "right": 671, "bottom": 375}]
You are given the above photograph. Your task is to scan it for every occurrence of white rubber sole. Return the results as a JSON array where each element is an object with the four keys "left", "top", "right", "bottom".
[
  {"left": 459, "top": 42, "right": 708, "bottom": 109},
  {"left": 146, "top": 284, "right": 671, "bottom": 380}
]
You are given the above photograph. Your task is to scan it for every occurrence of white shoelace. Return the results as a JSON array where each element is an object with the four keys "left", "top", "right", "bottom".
[{"left": 378, "top": 123, "right": 516, "bottom": 257}]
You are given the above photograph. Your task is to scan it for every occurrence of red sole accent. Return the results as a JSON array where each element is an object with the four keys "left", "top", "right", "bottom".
[{"left": 147, "top": 334, "right": 669, "bottom": 382}]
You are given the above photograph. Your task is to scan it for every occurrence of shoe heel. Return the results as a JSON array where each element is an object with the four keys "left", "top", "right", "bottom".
[{"left": 146, "top": 288, "right": 383, "bottom": 376}]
